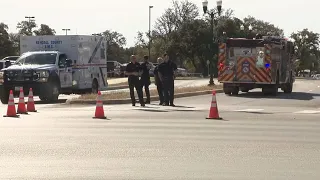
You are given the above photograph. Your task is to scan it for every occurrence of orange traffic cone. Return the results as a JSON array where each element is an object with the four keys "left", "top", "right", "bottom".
[
  {"left": 3, "top": 90, "right": 19, "bottom": 118},
  {"left": 206, "top": 90, "right": 222, "bottom": 120},
  {"left": 27, "top": 88, "right": 37, "bottom": 112},
  {"left": 93, "top": 91, "right": 107, "bottom": 119},
  {"left": 17, "top": 88, "right": 28, "bottom": 114}
]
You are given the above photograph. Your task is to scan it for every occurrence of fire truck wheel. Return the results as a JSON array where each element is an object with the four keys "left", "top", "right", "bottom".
[
  {"left": 262, "top": 86, "right": 277, "bottom": 96},
  {"left": 283, "top": 82, "right": 293, "bottom": 93},
  {"left": 223, "top": 84, "right": 232, "bottom": 95},
  {"left": 224, "top": 90, "right": 231, "bottom": 95},
  {"left": 231, "top": 87, "right": 239, "bottom": 95},
  {"left": 269, "top": 85, "right": 278, "bottom": 96}
]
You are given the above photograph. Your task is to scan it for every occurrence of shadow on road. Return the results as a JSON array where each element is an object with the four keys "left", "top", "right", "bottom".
[
  {"left": 136, "top": 109, "right": 169, "bottom": 112},
  {"left": 135, "top": 108, "right": 203, "bottom": 113},
  {"left": 230, "top": 91, "right": 320, "bottom": 101},
  {"left": 235, "top": 111, "right": 274, "bottom": 115}
]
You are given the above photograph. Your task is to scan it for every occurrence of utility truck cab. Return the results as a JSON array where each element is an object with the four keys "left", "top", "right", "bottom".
[{"left": 0, "top": 35, "right": 108, "bottom": 104}]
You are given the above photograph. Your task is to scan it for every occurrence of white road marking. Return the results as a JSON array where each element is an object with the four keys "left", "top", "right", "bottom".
[
  {"left": 294, "top": 110, "right": 320, "bottom": 114},
  {"left": 234, "top": 109, "right": 264, "bottom": 112}
]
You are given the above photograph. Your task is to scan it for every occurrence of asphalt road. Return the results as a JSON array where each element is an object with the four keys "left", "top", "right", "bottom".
[{"left": 1, "top": 79, "right": 320, "bottom": 179}]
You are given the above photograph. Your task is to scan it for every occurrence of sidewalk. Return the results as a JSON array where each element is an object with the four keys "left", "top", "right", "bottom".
[{"left": 107, "top": 78, "right": 127, "bottom": 85}]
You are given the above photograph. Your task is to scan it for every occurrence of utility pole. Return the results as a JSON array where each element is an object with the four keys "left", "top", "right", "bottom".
[
  {"left": 62, "top": 29, "right": 71, "bottom": 35},
  {"left": 25, "top": 16, "right": 35, "bottom": 35},
  {"left": 148, "top": 5, "right": 153, "bottom": 61}
]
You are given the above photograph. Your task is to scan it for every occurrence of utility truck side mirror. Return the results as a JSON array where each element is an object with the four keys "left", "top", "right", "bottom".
[
  {"left": 58, "top": 61, "right": 65, "bottom": 68},
  {"left": 5, "top": 60, "right": 11, "bottom": 68},
  {"left": 66, "top": 59, "right": 72, "bottom": 67}
]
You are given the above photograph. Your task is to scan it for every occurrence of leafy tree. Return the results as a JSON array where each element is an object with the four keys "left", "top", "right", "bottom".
[
  {"left": 34, "top": 24, "right": 56, "bottom": 35},
  {"left": 8, "top": 33, "right": 20, "bottom": 55},
  {"left": 0, "top": 23, "right": 14, "bottom": 58},
  {"left": 290, "top": 29, "right": 320, "bottom": 75},
  {"left": 152, "top": 0, "right": 199, "bottom": 63},
  {"left": 154, "top": 0, "right": 198, "bottom": 38},
  {"left": 242, "top": 16, "right": 284, "bottom": 36},
  {"left": 101, "top": 30, "right": 127, "bottom": 62},
  {"left": 17, "top": 20, "right": 37, "bottom": 36}
]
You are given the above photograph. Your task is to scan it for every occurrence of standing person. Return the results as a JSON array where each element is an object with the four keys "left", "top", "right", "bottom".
[
  {"left": 125, "top": 55, "right": 145, "bottom": 107},
  {"left": 158, "top": 53, "right": 177, "bottom": 106},
  {"left": 140, "top": 55, "right": 151, "bottom": 104},
  {"left": 153, "top": 57, "right": 164, "bottom": 105}
]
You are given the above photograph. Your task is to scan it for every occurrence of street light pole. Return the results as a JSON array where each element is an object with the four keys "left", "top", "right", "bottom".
[
  {"left": 149, "top": 5, "right": 153, "bottom": 61},
  {"left": 202, "top": 0, "right": 222, "bottom": 85},
  {"left": 25, "top": 16, "right": 35, "bottom": 35},
  {"left": 240, "top": 24, "right": 253, "bottom": 38},
  {"left": 62, "top": 29, "right": 71, "bottom": 35}
]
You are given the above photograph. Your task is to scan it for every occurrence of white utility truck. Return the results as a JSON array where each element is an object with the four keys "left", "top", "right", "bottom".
[{"left": 0, "top": 35, "right": 108, "bottom": 104}]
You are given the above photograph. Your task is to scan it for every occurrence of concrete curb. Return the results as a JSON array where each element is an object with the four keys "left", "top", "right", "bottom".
[{"left": 67, "top": 89, "right": 223, "bottom": 105}]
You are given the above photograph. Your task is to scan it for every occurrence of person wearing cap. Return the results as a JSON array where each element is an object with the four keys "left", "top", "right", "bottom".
[
  {"left": 153, "top": 57, "right": 164, "bottom": 105},
  {"left": 140, "top": 55, "right": 152, "bottom": 104},
  {"left": 125, "top": 55, "right": 145, "bottom": 107}
]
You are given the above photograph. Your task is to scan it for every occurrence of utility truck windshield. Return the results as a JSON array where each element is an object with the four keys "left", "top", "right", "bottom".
[{"left": 15, "top": 53, "right": 57, "bottom": 65}]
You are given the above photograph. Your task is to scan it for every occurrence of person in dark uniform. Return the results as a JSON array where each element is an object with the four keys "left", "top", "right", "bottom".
[
  {"left": 158, "top": 53, "right": 177, "bottom": 106},
  {"left": 140, "top": 55, "right": 151, "bottom": 104},
  {"left": 154, "top": 57, "right": 164, "bottom": 105},
  {"left": 125, "top": 55, "right": 145, "bottom": 107}
]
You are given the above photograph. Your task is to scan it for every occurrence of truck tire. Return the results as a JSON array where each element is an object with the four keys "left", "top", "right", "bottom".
[
  {"left": 283, "top": 82, "right": 293, "bottom": 93},
  {"left": 224, "top": 90, "right": 231, "bottom": 95},
  {"left": 0, "top": 90, "right": 9, "bottom": 104},
  {"left": 40, "top": 82, "right": 60, "bottom": 102},
  {"left": 231, "top": 87, "right": 239, "bottom": 95},
  {"left": 262, "top": 87, "right": 269, "bottom": 95},
  {"left": 262, "top": 86, "right": 277, "bottom": 96},
  {"left": 283, "top": 72, "right": 293, "bottom": 93},
  {"left": 223, "top": 84, "right": 232, "bottom": 95},
  {"left": 270, "top": 85, "right": 278, "bottom": 96},
  {"left": 269, "top": 71, "right": 279, "bottom": 96},
  {"left": 92, "top": 79, "right": 98, "bottom": 94}
]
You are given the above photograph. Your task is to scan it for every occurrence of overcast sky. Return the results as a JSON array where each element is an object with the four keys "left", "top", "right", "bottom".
[{"left": 1, "top": 0, "right": 319, "bottom": 47}]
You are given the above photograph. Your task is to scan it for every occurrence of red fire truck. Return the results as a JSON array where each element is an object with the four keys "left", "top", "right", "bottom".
[{"left": 217, "top": 36, "right": 295, "bottom": 95}]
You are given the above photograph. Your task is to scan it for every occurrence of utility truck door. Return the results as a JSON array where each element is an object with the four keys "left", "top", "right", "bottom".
[{"left": 58, "top": 54, "right": 73, "bottom": 88}]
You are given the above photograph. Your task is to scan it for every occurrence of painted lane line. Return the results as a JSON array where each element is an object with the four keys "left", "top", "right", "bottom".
[
  {"left": 234, "top": 109, "right": 264, "bottom": 112},
  {"left": 294, "top": 110, "right": 320, "bottom": 114}
]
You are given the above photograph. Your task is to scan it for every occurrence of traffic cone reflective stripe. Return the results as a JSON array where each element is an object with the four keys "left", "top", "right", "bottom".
[
  {"left": 17, "top": 88, "right": 28, "bottom": 114},
  {"left": 206, "top": 90, "right": 222, "bottom": 120},
  {"left": 3, "top": 90, "right": 19, "bottom": 118},
  {"left": 93, "top": 91, "right": 107, "bottom": 119},
  {"left": 27, "top": 88, "right": 37, "bottom": 112}
]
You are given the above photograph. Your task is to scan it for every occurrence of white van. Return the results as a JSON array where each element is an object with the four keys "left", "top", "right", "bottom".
[{"left": 0, "top": 35, "right": 108, "bottom": 104}]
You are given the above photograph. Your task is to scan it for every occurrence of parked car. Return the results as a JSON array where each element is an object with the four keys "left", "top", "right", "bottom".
[
  {"left": 138, "top": 62, "right": 155, "bottom": 77},
  {"left": 0, "top": 56, "right": 20, "bottom": 70},
  {"left": 120, "top": 63, "right": 128, "bottom": 77},
  {"left": 176, "top": 68, "right": 188, "bottom": 77},
  {"left": 312, "top": 74, "right": 320, "bottom": 79},
  {"left": 106, "top": 61, "right": 122, "bottom": 77}
]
